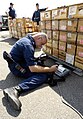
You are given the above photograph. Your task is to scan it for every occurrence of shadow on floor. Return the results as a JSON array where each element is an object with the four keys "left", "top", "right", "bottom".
[
  {"left": 2, "top": 97, "right": 21, "bottom": 117},
  {"left": 1, "top": 72, "right": 48, "bottom": 117},
  {"left": 0, "top": 38, "right": 18, "bottom": 46},
  {"left": 0, "top": 72, "right": 23, "bottom": 90},
  {"left": 0, "top": 73, "right": 22, "bottom": 117}
]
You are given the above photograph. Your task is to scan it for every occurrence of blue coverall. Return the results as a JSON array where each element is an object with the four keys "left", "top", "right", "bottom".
[
  {"left": 32, "top": 8, "right": 47, "bottom": 25},
  {"left": 8, "top": 35, "right": 48, "bottom": 92}
]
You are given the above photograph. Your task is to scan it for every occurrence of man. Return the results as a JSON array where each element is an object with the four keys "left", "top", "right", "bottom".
[
  {"left": 3, "top": 32, "right": 58, "bottom": 111},
  {"left": 32, "top": 3, "right": 48, "bottom": 25},
  {"left": 5, "top": 3, "right": 16, "bottom": 19}
]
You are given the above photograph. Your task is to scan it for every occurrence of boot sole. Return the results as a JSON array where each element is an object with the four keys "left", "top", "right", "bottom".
[{"left": 3, "top": 90, "right": 22, "bottom": 111}]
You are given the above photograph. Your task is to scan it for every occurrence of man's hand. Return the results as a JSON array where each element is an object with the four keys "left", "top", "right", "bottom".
[
  {"left": 46, "top": 7, "right": 48, "bottom": 9},
  {"left": 49, "top": 65, "right": 58, "bottom": 72}
]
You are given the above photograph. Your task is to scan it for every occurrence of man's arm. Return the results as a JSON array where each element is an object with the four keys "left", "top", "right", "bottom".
[
  {"left": 39, "top": 7, "right": 48, "bottom": 12},
  {"left": 29, "top": 65, "right": 58, "bottom": 73}
]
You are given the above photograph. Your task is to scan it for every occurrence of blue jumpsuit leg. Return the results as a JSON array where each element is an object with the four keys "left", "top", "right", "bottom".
[{"left": 19, "top": 73, "right": 47, "bottom": 92}]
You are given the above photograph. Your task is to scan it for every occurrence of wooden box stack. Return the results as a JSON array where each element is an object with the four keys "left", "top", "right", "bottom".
[
  {"left": 9, "top": 18, "right": 39, "bottom": 39},
  {"left": 40, "top": 3, "right": 83, "bottom": 70}
]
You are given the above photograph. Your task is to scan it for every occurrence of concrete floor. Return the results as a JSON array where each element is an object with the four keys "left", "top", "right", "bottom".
[{"left": 0, "top": 31, "right": 83, "bottom": 119}]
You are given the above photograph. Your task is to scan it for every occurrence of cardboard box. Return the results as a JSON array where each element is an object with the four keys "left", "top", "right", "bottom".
[
  {"left": 68, "top": 3, "right": 83, "bottom": 18},
  {"left": 77, "top": 33, "right": 83, "bottom": 46},
  {"left": 52, "top": 20, "right": 58, "bottom": 30},
  {"left": 59, "top": 31, "right": 67, "bottom": 42},
  {"left": 67, "top": 32, "right": 77, "bottom": 44},
  {"left": 46, "top": 46, "right": 53, "bottom": 55},
  {"left": 59, "top": 41, "right": 66, "bottom": 51},
  {"left": 52, "top": 7, "right": 68, "bottom": 19},
  {"left": 67, "top": 44, "right": 76, "bottom": 55},
  {"left": 78, "top": 19, "right": 83, "bottom": 32},
  {"left": 67, "top": 19, "right": 77, "bottom": 32},
  {"left": 44, "top": 10, "right": 52, "bottom": 20},
  {"left": 52, "top": 31, "right": 59, "bottom": 40},
  {"left": 75, "top": 56, "right": 83, "bottom": 69},
  {"left": 41, "top": 29, "right": 46, "bottom": 33},
  {"left": 59, "top": 50, "right": 66, "bottom": 61},
  {"left": 46, "top": 42, "right": 52, "bottom": 47},
  {"left": 46, "top": 30, "right": 52, "bottom": 39},
  {"left": 40, "top": 21, "right": 46, "bottom": 30},
  {"left": 40, "top": 12, "right": 45, "bottom": 21},
  {"left": 46, "top": 21, "right": 52, "bottom": 29},
  {"left": 42, "top": 45, "right": 47, "bottom": 52},
  {"left": 76, "top": 46, "right": 83, "bottom": 58},
  {"left": 59, "top": 20, "right": 67, "bottom": 30},
  {"left": 53, "top": 48, "right": 58, "bottom": 57},
  {"left": 66, "top": 53, "right": 74, "bottom": 65},
  {"left": 52, "top": 40, "right": 58, "bottom": 49}
]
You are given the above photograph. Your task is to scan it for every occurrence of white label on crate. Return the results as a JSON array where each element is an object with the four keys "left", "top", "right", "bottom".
[
  {"left": 68, "top": 21, "right": 72, "bottom": 26},
  {"left": 69, "top": 6, "right": 77, "bottom": 15},
  {"left": 45, "top": 12, "right": 50, "bottom": 18},
  {"left": 60, "top": 25, "right": 66, "bottom": 30},
  {"left": 67, "top": 44, "right": 71, "bottom": 49},
  {"left": 68, "top": 33, "right": 71, "bottom": 37},
  {"left": 66, "top": 53, "right": 74, "bottom": 65}
]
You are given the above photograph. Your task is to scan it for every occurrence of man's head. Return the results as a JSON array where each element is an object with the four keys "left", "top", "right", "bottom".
[
  {"left": 33, "top": 32, "right": 48, "bottom": 49},
  {"left": 36, "top": 3, "right": 39, "bottom": 10},
  {"left": 10, "top": 3, "right": 14, "bottom": 8}
]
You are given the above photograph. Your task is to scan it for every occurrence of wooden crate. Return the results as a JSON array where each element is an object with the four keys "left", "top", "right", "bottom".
[
  {"left": 59, "top": 50, "right": 66, "bottom": 61},
  {"left": 52, "top": 20, "right": 58, "bottom": 30},
  {"left": 76, "top": 46, "right": 83, "bottom": 58},
  {"left": 77, "top": 19, "right": 83, "bottom": 32},
  {"left": 46, "top": 46, "right": 53, "bottom": 55},
  {"left": 59, "top": 31, "right": 67, "bottom": 42},
  {"left": 67, "top": 44, "right": 76, "bottom": 55},
  {"left": 42, "top": 45, "right": 47, "bottom": 52},
  {"left": 52, "top": 7, "right": 68, "bottom": 19},
  {"left": 40, "top": 11, "right": 45, "bottom": 21},
  {"left": 77, "top": 33, "right": 83, "bottom": 46},
  {"left": 53, "top": 48, "right": 58, "bottom": 57},
  {"left": 52, "top": 40, "right": 58, "bottom": 49},
  {"left": 46, "top": 30, "right": 52, "bottom": 39},
  {"left": 44, "top": 10, "right": 52, "bottom": 20},
  {"left": 68, "top": 3, "right": 83, "bottom": 18},
  {"left": 67, "top": 19, "right": 77, "bottom": 32},
  {"left": 40, "top": 21, "right": 46, "bottom": 30},
  {"left": 41, "top": 29, "right": 46, "bottom": 33},
  {"left": 59, "top": 20, "right": 67, "bottom": 30},
  {"left": 75, "top": 56, "right": 83, "bottom": 69},
  {"left": 52, "top": 31, "right": 59, "bottom": 40},
  {"left": 67, "top": 32, "right": 77, "bottom": 44},
  {"left": 46, "top": 42, "right": 52, "bottom": 47},
  {"left": 59, "top": 41, "right": 66, "bottom": 51},
  {"left": 46, "top": 21, "right": 52, "bottom": 29}
]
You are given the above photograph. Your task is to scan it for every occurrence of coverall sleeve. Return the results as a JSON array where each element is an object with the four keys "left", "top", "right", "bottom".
[
  {"left": 39, "top": 8, "right": 47, "bottom": 12},
  {"left": 23, "top": 44, "right": 36, "bottom": 66}
]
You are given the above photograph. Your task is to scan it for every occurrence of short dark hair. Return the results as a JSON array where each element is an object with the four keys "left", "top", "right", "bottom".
[
  {"left": 36, "top": 3, "right": 39, "bottom": 6},
  {"left": 10, "top": 3, "right": 14, "bottom": 5}
]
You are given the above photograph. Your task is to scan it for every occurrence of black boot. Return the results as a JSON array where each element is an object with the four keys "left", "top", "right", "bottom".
[{"left": 3, "top": 86, "right": 22, "bottom": 111}]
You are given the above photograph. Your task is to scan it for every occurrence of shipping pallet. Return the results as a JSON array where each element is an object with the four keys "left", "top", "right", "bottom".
[{"left": 48, "top": 54, "right": 83, "bottom": 76}]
